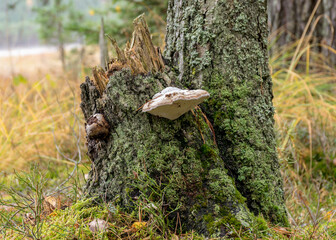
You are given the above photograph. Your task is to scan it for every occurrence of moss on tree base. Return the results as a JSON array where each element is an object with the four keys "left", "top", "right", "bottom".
[{"left": 81, "top": 70, "right": 253, "bottom": 236}]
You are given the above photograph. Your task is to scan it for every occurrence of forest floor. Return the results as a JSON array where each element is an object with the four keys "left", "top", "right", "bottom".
[{"left": 0, "top": 41, "right": 335, "bottom": 239}]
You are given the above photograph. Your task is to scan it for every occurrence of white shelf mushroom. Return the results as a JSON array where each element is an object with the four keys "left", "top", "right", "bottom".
[{"left": 142, "top": 87, "right": 210, "bottom": 120}]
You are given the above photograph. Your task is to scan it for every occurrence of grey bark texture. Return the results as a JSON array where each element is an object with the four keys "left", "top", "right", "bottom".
[
  {"left": 80, "top": 0, "right": 288, "bottom": 237},
  {"left": 268, "top": 0, "right": 336, "bottom": 63},
  {"left": 165, "top": 0, "right": 288, "bottom": 225}
]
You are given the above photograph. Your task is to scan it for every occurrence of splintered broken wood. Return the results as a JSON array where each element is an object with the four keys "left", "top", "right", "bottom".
[
  {"left": 92, "top": 66, "right": 108, "bottom": 94},
  {"left": 91, "top": 14, "right": 165, "bottom": 95},
  {"left": 107, "top": 14, "right": 165, "bottom": 75}
]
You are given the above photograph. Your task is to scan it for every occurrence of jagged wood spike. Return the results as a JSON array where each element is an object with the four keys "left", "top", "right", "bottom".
[
  {"left": 104, "top": 14, "right": 165, "bottom": 79},
  {"left": 105, "top": 34, "right": 126, "bottom": 63},
  {"left": 99, "top": 17, "right": 109, "bottom": 70}
]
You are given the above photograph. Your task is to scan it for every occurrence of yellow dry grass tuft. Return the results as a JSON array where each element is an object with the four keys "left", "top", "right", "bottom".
[
  {"left": 0, "top": 52, "right": 95, "bottom": 171},
  {"left": 269, "top": 2, "right": 336, "bottom": 236},
  {"left": 270, "top": 32, "right": 336, "bottom": 239},
  {"left": 272, "top": 42, "right": 336, "bottom": 168}
]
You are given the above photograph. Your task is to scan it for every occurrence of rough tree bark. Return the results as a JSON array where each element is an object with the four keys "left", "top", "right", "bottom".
[
  {"left": 80, "top": 0, "right": 288, "bottom": 237},
  {"left": 165, "top": 0, "right": 287, "bottom": 224},
  {"left": 268, "top": 0, "right": 336, "bottom": 63}
]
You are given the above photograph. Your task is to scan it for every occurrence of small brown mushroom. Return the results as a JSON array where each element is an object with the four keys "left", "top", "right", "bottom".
[
  {"left": 86, "top": 113, "right": 110, "bottom": 139},
  {"left": 142, "top": 87, "right": 210, "bottom": 120}
]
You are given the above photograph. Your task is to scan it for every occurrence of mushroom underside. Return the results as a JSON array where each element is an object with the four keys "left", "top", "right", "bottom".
[{"left": 144, "top": 97, "right": 208, "bottom": 120}]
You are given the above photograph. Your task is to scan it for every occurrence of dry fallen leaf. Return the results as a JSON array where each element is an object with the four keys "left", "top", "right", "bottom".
[
  {"left": 273, "top": 226, "right": 292, "bottom": 237},
  {"left": 132, "top": 221, "right": 147, "bottom": 230},
  {"left": 325, "top": 210, "right": 336, "bottom": 221}
]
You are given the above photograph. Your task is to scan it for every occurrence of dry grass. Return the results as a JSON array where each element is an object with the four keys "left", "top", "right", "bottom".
[
  {"left": 0, "top": 48, "right": 99, "bottom": 170},
  {"left": 270, "top": 31, "right": 336, "bottom": 238},
  {"left": 268, "top": 2, "right": 336, "bottom": 236}
]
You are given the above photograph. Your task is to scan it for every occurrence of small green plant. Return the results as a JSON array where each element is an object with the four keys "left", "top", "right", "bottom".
[
  {"left": 128, "top": 171, "right": 183, "bottom": 238},
  {"left": 0, "top": 164, "right": 48, "bottom": 239}
]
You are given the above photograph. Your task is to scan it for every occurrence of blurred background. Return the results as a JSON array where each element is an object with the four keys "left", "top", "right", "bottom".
[
  {"left": 0, "top": 0, "right": 168, "bottom": 171},
  {"left": 0, "top": 0, "right": 335, "bottom": 236}
]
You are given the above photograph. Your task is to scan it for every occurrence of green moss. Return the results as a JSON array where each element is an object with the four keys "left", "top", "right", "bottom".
[
  {"left": 39, "top": 199, "right": 109, "bottom": 239},
  {"left": 203, "top": 206, "right": 244, "bottom": 237},
  {"left": 254, "top": 214, "right": 268, "bottom": 232},
  {"left": 203, "top": 72, "right": 288, "bottom": 226},
  {"left": 81, "top": 69, "right": 254, "bottom": 236},
  {"left": 235, "top": 189, "right": 247, "bottom": 204}
]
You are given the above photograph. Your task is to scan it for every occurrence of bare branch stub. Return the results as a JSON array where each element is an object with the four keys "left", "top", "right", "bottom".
[
  {"left": 107, "top": 14, "right": 165, "bottom": 77},
  {"left": 91, "top": 15, "right": 165, "bottom": 95}
]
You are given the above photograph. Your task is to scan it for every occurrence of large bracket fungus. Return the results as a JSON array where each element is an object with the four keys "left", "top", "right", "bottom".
[{"left": 142, "top": 87, "right": 210, "bottom": 120}]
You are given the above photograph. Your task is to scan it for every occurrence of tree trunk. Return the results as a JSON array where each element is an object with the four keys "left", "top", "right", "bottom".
[
  {"left": 57, "top": 21, "right": 66, "bottom": 71},
  {"left": 268, "top": 0, "right": 336, "bottom": 63},
  {"left": 80, "top": 0, "right": 288, "bottom": 237},
  {"left": 165, "top": 0, "right": 287, "bottom": 225}
]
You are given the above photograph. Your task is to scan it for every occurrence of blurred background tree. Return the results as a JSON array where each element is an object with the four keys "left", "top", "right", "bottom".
[
  {"left": 65, "top": 0, "right": 168, "bottom": 46},
  {"left": 269, "top": 0, "right": 336, "bottom": 63},
  {"left": 34, "top": 0, "right": 72, "bottom": 70},
  {"left": 0, "top": 0, "right": 38, "bottom": 48},
  {"left": 32, "top": 0, "right": 168, "bottom": 69}
]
